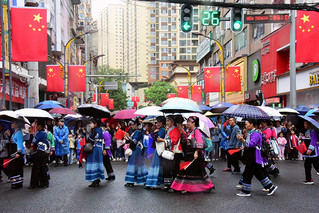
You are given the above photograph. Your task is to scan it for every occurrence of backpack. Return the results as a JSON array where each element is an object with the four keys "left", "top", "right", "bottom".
[
  {"left": 198, "top": 129, "right": 213, "bottom": 151},
  {"left": 259, "top": 134, "right": 271, "bottom": 157},
  {"left": 269, "top": 138, "right": 280, "bottom": 157}
]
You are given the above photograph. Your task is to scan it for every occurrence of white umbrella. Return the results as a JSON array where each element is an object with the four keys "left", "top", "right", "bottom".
[
  {"left": 258, "top": 106, "right": 283, "bottom": 117},
  {"left": 161, "top": 97, "right": 200, "bottom": 108},
  {"left": 135, "top": 106, "right": 163, "bottom": 116},
  {"left": 183, "top": 113, "right": 213, "bottom": 138},
  {"left": 15, "top": 108, "right": 54, "bottom": 121},
  {"left": 278, "top": 108, "right": 300, "bottom": 115},
  {"left": 0, "top": 110, "right": 31, "bottom": 125}
]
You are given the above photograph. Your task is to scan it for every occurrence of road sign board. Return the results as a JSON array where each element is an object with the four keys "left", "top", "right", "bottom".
[
  {"left": 244, "top": 14, "right": 289, "bottom": 24},
  {"left": 103, "top": 82, "right": 118, "bottom": 90}
]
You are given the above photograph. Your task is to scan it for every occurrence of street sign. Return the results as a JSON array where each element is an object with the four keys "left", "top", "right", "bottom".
[
  {"left": 103, "top": 82, "right": 118, "bottom": 90},
  {"left": 244, "top": 14, "right": 289, "bottom": 24}
]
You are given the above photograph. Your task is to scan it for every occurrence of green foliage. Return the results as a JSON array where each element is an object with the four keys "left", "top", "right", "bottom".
[
  {"left": 144, "top": 81, "right": 176, "bottom": 106},
  {"left": 96, "top": 65, "right": 128, "bottom": 110}
]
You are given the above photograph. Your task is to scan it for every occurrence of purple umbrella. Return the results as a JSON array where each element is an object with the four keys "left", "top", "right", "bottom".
[
  {"left": 113, "top": 109, "right": 144, "bottom": 120},
  {"left": 222, "top": 105, "right": 270, "bottom": 119},
  {"left": 183, "top": 113, "right": 215, "bottom": 128}
]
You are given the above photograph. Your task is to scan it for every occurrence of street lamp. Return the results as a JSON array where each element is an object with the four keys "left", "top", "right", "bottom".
[
  {"left": 84, "top": 54, "right": 105, "bottom": 66},
  {"left": 170, "top": 62, "right": 192, "bottom": 99},
  {"left": 192, "top": 32, "right": 226, "bottom": 103},
  {"left": 64, "top": 30, "right": 97, "bottom": 107}
]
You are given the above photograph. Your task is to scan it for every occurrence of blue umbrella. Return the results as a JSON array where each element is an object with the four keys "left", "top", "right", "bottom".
[
  {"left": 160, "top": 100, "right": 202, "bottom": 113},
  {"left": 37, "top": 103, "right": 63, "bottom": 110},
  {"left": 34, "top": 100, "right": 63, "bottom": 108},
  {"left": 210, "top": 102, "right": 233, "bottom": 113},
  {"left": 222, "top": 105, "right": 270, "bottom": 119},
  {"left": 313, "top": 108, "right": 319, "bottom": 115},
  {"left": 305, "top": 109, "right": 317, "bottom": 117},
  {"left": 198, "top": 104, "right": 211, "bottom": 111},
  {"left": 298, "top": 115, "right": 319, "bottom": 131},
  {"left": 295, "top": 105, "right": 311, "bottom": 116}
]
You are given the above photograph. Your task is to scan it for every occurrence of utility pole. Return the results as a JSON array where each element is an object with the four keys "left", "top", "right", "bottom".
[{"left": 289, "top": 10, "right": 296, "bottom": 109}]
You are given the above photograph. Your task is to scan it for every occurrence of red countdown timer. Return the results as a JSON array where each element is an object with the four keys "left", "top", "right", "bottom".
[{"left": 244, "top": 14, "right": 289, "bottom": 24}]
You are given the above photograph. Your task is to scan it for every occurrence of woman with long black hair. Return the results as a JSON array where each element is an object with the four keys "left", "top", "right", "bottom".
[
  {"left": 171, "top": 116, "right": 214, "bottom": 194},
  {"left": 124, "top": 119, "right": 148, "bottom": 187}
]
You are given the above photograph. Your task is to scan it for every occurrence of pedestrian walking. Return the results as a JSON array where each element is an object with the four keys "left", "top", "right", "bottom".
[
  {"left": 68, "top": 134, "right": 75, "bottom": 164},
  {"left": 170, "top": 116, "right": 214, "bottom": 194},
  {"left": 124, "top": 119, "right": 148, "bottom": 187},
  {"left": 236, "top": 118, "right": 278, "bottom": 197},
  {"left": 85, "top": 119, "right": 105, "bottom": 187},
  {"left": 54, "top": 119, "right": 69, "bottom": 167},
  {"left": 0, "top": 122, "right": 10, "bottom": 182},
  {"left": 101, "top": 122, "right": 115, "bottom": 181}
]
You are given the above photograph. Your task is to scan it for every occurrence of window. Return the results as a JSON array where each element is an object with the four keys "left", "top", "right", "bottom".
[
  {"left": 180, "top": 48, "right": 186, "bottom": 53},
  {"left": 194, "top": 9, "right": 198, "bottom": 15},
  {"left": 150, "top": 17, "right": 155, "bottom": 21},
  {"left": 172, "top": 40, "right": 176, "bottom": 45},
  {"left": 224, "top": 11, "right": 231, "bottom": 31},
  {"left": 161, "top": 18, "right": 168, "bottom": 22},
  {"left": 151, "top": 53, "right": 156, "bottom": 57},
  {"left": 252, "top": 23, "right": 265, "bottom": 40},
  {"left": 172, "top": 10, "right": 176, "bottom": 14},
  {"left": 192, "top": 48, "right": 197, "bottom": 53},
  {"left": 150, "top": 38, "right": 156, "bottom": 43},
  {"left": 150, "top": 46, "right": 156, "bottom": 50},
  {"left": 161, "top": 40, "right": 168, "bottom": 45},
  {"left": 150, "top": 24, "right": 155, "bottom": 29},
  {"left": 161, "top": 9, "right": 167, "bottom": 14},
  {"left": 172, "top": 17, "right": 176, "bottom": 22},
  {"left": 172, "top": 25, "right": 176, "bottom": 30},
  {"left": 161, "top": 33, "right": 167, "bottom": 38},
  {"left": 172, "top": 56, "right": 176, "bottom": 60},
  {"left": 161, "top": 63, "right": 168, "bottom": 68},
  {"left": 162, "top": 48, "right": 167, "bottom": 53},
  {"left": 179, "top": 40, "right": 186, "bottom": 46},
  {"left": 180, "top": 55, "right": 186, "bottom": 60},
  {"left": 224, "top": 40, "right": 232, "bottom": 60},
  {"left": 193, "top": 24, "right": 198, "bottom": 30},
  {"left": 179, "top": 32, "right": 186, "bottom": 38},
  {"left": 162, "top": 56, "right": 168, "bottom": 60},
  {"left": 172, "top": 48, "right": 176, "bottom": 53},
  {"left": 151, "top": 60, "right": 156, "bottom": 64},
  {"left": 235, "top": 28, "right": 247, "bottom": 51},
  {"left": 161, "top": 25, "right": 168, "bottom": 30},
  {"left": 192, "top": 40, "right": 198, "bottom": 46},
  {"left": 150, "top": 10, "right": 156, "bottom": 14},
  {"left": 161, "top": 71, "right": 168, "bottom": 76},
  {"left": 172, "top": 33, "right": 176, "bottom": 38},
  {"left": 150, "top": 31, "right": 156, "bottom": 36},
  {"left": 150, "top": 3, "right": 156, "bottom": 7},
  {"left": 213, "top": 51, "right": 220, "bottom": 65},
  {"left": 189, "top": 66, "right": 194, "bottom": 71}
]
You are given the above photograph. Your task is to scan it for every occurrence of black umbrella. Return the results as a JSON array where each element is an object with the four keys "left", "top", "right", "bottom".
[{"left": 77, "top": 104, "right": 111, "bottom": 118}]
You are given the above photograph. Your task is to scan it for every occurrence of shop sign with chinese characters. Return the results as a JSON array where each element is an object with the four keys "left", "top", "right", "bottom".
[
  {"left": 0, "top": 79, "right": 28, "bottom": 104},
  {"left": 261, "top": 70, "right": 276, "bottom": 85}
]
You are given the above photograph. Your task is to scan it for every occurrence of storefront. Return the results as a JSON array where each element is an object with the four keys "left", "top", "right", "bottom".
[
  {"left": 0, "top": 77, "right": 28, "bottom": 109},
  {"left": 261, "top": 24, "right": 290, "bottom": 107},
  {"left": 277, "top": 64, "right": 319, "bottom": 107}
]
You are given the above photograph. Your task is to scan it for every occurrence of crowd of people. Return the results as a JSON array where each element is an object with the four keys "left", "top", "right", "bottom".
[{"left": 1, "top": 113, "right": 319, "bottom": 197}]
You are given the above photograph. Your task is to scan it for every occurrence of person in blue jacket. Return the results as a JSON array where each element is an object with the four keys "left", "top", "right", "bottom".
[
  {"left": 124, "top": 118, "right": 148, "bottom": 187},
  {"left": 220, "top": 121, "right": 230, "bottom": 163},
  {"left": 10, "top": 119, "right": 25, "bottom": 189},
  {"left": 54, "top": 119, "right": 69, "bottom": 167}
]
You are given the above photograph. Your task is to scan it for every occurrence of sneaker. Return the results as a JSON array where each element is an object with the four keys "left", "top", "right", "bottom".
[
  {"left": 303, "top": 180, "right": 314, "bottom": 185},
  {"left": 223, "top": 168, "right": 232, "bottom": 172},
  {"left": 262, "top": 188, "right": 270, "bottom": 192},
  {"left": 236, "top": 184, "right": 242, "bottom": 189},
  {"left": 267, "top": 186, "right": 278, "bottom": 196},
  {"left": 236, "top": 192, "right": 251, "bottom": 197}
]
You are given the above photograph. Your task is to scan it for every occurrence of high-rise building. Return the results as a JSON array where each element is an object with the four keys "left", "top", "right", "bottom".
[
  {"left": 97, "top": 4, "right": 125, "bottom": 69},
  {"left": 147, "top": 2, "right": 200, "bottom": 84}
]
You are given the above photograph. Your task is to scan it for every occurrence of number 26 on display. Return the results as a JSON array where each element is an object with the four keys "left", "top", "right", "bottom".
[{"left": 201, "top": 11, "right": 220, "bottom": 26}]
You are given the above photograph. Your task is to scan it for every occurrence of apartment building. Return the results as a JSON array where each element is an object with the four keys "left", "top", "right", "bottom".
[{"left": 147, "top": 2, "right": 200, "bottom": 84}]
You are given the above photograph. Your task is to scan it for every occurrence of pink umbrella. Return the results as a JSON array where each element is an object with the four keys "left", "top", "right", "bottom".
[
  {"left": 49, "top": 107, "right": 76, "bottom": 115},
  {"left": 113, "top": 109, "right": 144, "bottom": 120}
]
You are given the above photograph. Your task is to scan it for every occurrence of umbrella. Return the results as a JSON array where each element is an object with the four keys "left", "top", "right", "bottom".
[
  {"left": 298, "top": 115, "right": 319, "bottom": 131},
  {"left": 77, "top": 104, "right": 111, "bottom": 118},
  {"left": 15, "top": 108, "right": 54, "bottom": 121},
  {"left": 305, "top": 109, "right": 317, "bottom": 117},
  {"left": 204, "top": 111, "right": 221, "bottom": 117},
  {"left": 49, "top": 107, "right": 76, "bottom": 115},
  {"left": 198, "top": 104, "right": 211, "bottom": 112},
  {"left": 222, "top": 105, "right": 270, "bottom": 119},
  {"left": 210, "top": 102, "right": 233, "bottom": 113},
  {"left": 65, "top": 117, "right": 91, "bottom": 128},
  {"left": 295, "top": 105, "right": 311, "bottom": 116},
  {"left": 257, "top": 106, "right": 283, "bottom": 118},
  {"left": 278, "top": 108, "right": 300, "bottom": 115},
  {"left": 183, "top": 113, "right": 215, "bottom": 138},
  {"left": 313, "top": 108, "right": 319, "bottom": 115},
  {"left": 160, "top": 99, "right": 202, "bottom": 113},
  {"left": 34, "top": 100, "right": 63, "bottom": 108},
  {"left": 161, "top": 97, "right": 199, "bottom": 108},
  {"left": 134, "top": 106, "right": 163, "bottom": 116},
  {"left": 36, "top": 103, "right": 63, "bottom": 111},
  {"left": 142, "top": 116, "right": 157, "bottom": 124},
  {"left": 114, "top": 109, "right": 142, "bottom": 120},
  {"left": 0, "top": 110, "right": 31, "bottom": 125}
]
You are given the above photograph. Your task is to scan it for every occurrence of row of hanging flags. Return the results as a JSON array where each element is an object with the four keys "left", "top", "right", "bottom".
[
  {"left": 2, "top": 8, "right": 319, "bottom": 91},
  {"left": 92, "top": 93, "right": 114, "bottom": 110}
]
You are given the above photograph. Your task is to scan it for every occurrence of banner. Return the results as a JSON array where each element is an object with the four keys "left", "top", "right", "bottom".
[
  {"left": 178, "top": 86, "right": 188, "bottom": 98},
  {"left": 204, "top": 67, "right": 220, "bottom": 92},
  {"left": 192, "top": 85, "right": 202, "bottom": 102},
  {"left": 46, "top": 65, "right": 64, "bottom": 92},
  {"left": 69, "top": 66, "right": 86, "bottom": 92}
]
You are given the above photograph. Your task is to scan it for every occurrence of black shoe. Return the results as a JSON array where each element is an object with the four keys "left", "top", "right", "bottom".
[
  {"left": 89, "top": 180, "right": 100, "bottom": 187},
  {"left": 124, "top": 183, "right": 134, "bottom": 187},
  {"left": 28, "top": 186, "right": 35, "bottom": 189},
  {"left": 144, "top": 186, "right": 152, "bottom": 190},
  {"left": 105, "top": 176, "right": 115, "bottom": 181},
  {"left": 206, "top": 187, "right": 214, "bottom": 193},
  {"left": 161, "top": 186, "right": 170, "bottom": 191}
]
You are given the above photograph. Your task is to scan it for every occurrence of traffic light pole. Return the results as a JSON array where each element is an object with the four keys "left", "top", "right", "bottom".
[{"left": 289, "top": 10, "right": 297, "bottom": 109}]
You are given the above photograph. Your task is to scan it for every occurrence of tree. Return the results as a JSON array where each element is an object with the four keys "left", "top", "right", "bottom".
[
  {"left": 144, "top": 81, "right": 176, "bottom": 106},
  {"left": 95, "top": 65, "right": 128, "bottom": 110}
]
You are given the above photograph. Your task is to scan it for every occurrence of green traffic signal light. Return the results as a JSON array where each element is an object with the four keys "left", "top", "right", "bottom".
[
  {"left": 181, "top": 4, "right": 193, "bottom": 33},
  {"left": 233, "top": 21, "right": 242, "bottom": 30},
  {"left": 230, "top": 7, "right": 244, "bottom": 33}
]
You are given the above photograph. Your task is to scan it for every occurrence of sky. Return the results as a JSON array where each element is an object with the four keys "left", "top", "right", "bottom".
[{"left": 92, "top": 0, "right": 124, "bottom": 19}]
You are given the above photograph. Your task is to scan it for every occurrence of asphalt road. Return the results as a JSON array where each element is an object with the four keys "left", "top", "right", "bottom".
[{"left": 0, "top": 159, "right": 319, "bottom": 213}]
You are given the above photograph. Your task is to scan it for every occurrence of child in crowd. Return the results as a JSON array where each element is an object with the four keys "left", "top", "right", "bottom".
[
  {"left": 277, "top": 132, "right": 287, "bottom": 160},
  {"left": 68, "top": 134, "right": 75, "bottom": 164},
  {"left": 76, "top": 134, "right": 83, "bottom": 163},
  {"left": 290, "top": 129, "right": 299, "bottom": 160}
]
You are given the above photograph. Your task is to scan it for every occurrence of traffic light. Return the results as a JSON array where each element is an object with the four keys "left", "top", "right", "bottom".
[
  {"left": 180, "top": 4, "right": 193, "bottom": 33},
  {"left": 230, "top": 7, "right": 244, "bottom": 33}
]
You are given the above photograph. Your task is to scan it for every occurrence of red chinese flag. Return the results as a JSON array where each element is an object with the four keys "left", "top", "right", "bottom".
[
  {"left": 136, "top": 97, "right": 140, "bottom": 102},
  {"left": 167, "top": 93, "right": 176, "bottom": 99},
  {"left": 178, "top": 86, "right": 188, "bottom": 98},
  {"left": 46, "top": 65, "right": 64, "bottom": 92},
  {"left": 228, "top": 149, "right": 242, "bottom": 155},
  {"left": 296, "top": 11, "right": 319, "bottom": 63},
  {"left": 100, "top": 93, "right": 109, "bottom": 106},
  {"left": 108, "top": 99, "right": 114, "bottom": 110},
  {"left": 11, "top": 8, "right": 48, "bottom": 61},
  {"left": 192, "top": 85, "right": 202, "bottom": 102},
  {"left": 69, "top": 66, "right": 86, "bottom": 92},
  {"left": 204, "top": 67, "right": 220, "bottom": 92},
  {"left": 225, "top": 66, "right": 241, "bottom": 92},
  {"left": 131, "top": 96, "right": 136, "bottom": 102},
  {"left": 79, "top": 137, "right": 86, "bottom": 147},
  {"left": 114, "top": 128, "right": 125, "bottom": 140}
]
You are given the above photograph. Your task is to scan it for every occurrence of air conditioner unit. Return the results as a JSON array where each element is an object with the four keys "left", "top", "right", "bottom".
[{"left": 25, "top": 0, "right": 39, "bottom": 6}]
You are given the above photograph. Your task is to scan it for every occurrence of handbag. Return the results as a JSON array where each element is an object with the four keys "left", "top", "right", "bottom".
[
  {"left": 155, "top": 141, "right": 165, "bottom": 156},
  {"left": 125, "top": 148, "right": 133, "bottom": 156},
  {"left": 190, "top": 129, "right": 208, "bottom": 149},
  {"left": 83, "top": 143, "right": 94, "bottom": 153},
  {"left": 162, "top": 150, "right": 174, "bottom": 160}
]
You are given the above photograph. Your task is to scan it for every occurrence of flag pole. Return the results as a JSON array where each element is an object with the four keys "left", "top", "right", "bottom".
[
  {"left": 289, "top": 10, "right": 297, "bottom": 109},
  {"left": 0, "top": 0, "right": 5, "bottom": 108},
  {"left": 7, "top": 0, "right": 12, "bottom": 110}
]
